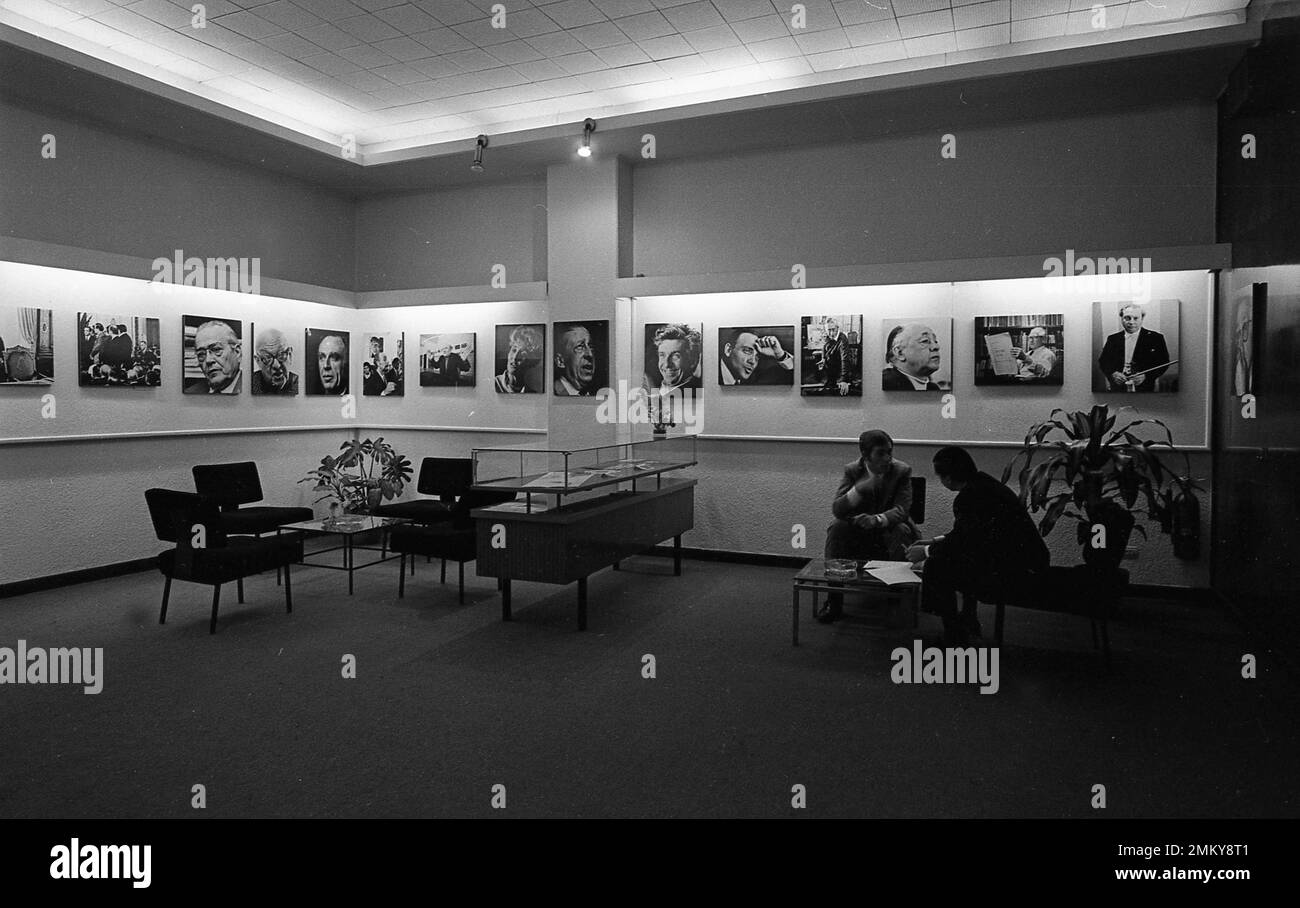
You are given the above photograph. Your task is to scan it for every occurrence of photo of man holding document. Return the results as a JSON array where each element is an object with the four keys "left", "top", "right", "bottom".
[{"left": 973, "top": 314, "right": 1064, "bottom": 386}]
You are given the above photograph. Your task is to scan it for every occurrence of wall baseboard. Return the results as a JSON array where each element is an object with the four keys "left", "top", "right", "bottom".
[{"left": 0, "top": 558, "right": 156, "bottom": 600}]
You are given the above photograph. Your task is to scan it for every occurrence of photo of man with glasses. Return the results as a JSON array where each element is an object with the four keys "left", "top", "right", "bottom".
[
  {"left": 182, "top": 316, "right": 242, "bottom": 394},
  {"left": 250, "top": 325, "right": 299, "bottom": 395}
]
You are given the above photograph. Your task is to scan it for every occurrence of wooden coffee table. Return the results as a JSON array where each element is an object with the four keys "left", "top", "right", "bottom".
[{"left": 791, "top": 558, "right": 922, "bottom": 645}]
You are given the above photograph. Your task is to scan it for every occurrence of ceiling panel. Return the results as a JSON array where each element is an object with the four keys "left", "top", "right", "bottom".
[{"left": 0, "top": 0, "right": 1257, "bottom": 159}]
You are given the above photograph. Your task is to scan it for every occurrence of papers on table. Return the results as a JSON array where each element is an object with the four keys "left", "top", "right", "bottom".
[
  {"left": 983, "top": 332, "right": 1019, "bottom": 377},
  {"left": 483, "top": 499, "right": 551, "bottom": 513},
  {"left": 523, "top": 471, "right": 595, "bottom": 489},
  {"left": 863, "top": 560, "right": 920, "bottom": 585}
]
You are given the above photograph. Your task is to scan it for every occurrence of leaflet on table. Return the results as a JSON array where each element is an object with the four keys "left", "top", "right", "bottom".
[
  {"left": 863, "top": 562, "right": 920, "bottom": 585},
  {"left": 522, "top": 471, "right": 596, "bottom": 488},
  {"left": 482, "top": 499, "right": 552, "bottom": 513}
]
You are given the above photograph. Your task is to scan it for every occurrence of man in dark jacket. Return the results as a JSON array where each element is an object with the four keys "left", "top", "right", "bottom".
[
  {"left": 818, "top": 429, "right": 918, "bottom": 623},
  {"left": 907, "top": 446, "right": 1049, "bottom": 644},
  {"left": 1097, "top": 303, "right": 1170, "bottom": 392}
]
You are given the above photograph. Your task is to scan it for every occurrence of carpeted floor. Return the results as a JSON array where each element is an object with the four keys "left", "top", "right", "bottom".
[{"left": 2, "top": 554, "right": 1297, "bottom": 818}]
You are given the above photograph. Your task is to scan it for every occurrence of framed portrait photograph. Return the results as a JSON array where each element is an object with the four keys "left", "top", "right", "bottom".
[
  {"left": 718, "top": 325, "right": 796, "bottom": 386},
  {"left": 249, "top": 324, "right": 299, "bottom": 395},
  {"left": 305, "top": 328, "right": 351, "bottom": 396},
  {"left": 493, "top": 324, "right": 544, "bottom": 394},
  {"left": 78, "top": 313, "right": 161, "bottom": 388},
  {"left": 973, "top": 314, "right": 1064, "bottom": 386},
  {"left": 881, "top": 317, "right": 953, "bottom": 392},
  {"left": 419, "top": 332, "right": 475, "bottom": 388},
  {"left": 361, "top": 332, "right": 404, "bottom": 397},
  {"left": 182, "top": 314, "right": 243, "bottom": 395},
  {"left": 0, "top": 307, "right": 54, "bottom": 386},
  {"left": 552, "top": 320, "right": 608, "bottom": 397},
  {"left": 801, "top": 314, "right": 862, "bottom": 396},
  {"left": 1092, "top": 300, "right": 1180, "bottom": 393},
  {"left": 643, "top": 323, "right": 703, "bottom": 395},
  {"left": 1231, "top": 283, "right": 1265, "bottom": 398}
]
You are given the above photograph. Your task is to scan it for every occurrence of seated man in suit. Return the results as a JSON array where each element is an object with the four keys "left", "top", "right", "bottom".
[
  {"left": 906, "top": 446, "right": 1049, "bottom": 645},
  {"left": 818, "top": 429, "right": 918, "bottom": 623}
]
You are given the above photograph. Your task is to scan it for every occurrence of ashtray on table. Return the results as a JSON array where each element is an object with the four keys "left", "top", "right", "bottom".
[
  {"left": 824, "top": 558, "right": 858, "bottom": 580},
  {"left": 324, "top": 515, "right": 367, "bottom": 531}
]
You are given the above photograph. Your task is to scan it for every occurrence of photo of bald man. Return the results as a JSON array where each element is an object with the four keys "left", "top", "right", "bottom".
[
  {"left": 250, "top": 325, "right": 299, "bottom": 395},
  {"left": 305, "top": 328, "right": 350, "bottom": 396},
  {"left": 881, "top": 319, "right": 953, "bottom": 392}
]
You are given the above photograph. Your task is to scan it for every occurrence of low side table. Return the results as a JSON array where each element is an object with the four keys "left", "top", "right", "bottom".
[
  {"left": 791, "top": 558, "right": 922, "bottom": 645},
  {"left": 278, "top": 516, "right": 410, "bottom": 595}
]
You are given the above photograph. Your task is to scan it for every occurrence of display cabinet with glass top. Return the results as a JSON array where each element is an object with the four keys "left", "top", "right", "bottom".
[
  {"left": 469, "top": 429, "right": 698, "bottom": 630},
  {"left": 471, "top": 431, "right": 696, "bottom": 513}
]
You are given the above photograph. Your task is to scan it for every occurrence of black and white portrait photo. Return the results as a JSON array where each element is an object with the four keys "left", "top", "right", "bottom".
[
  {"left": 644, "top": 322, "right": 703, "bottom": 394},
  {"left": 881, "top": 318, "right": 953, "bottom": 391},
  {"left": 183, "top": 315, "right": 243, "bottom": 395},
  {"left": 1232, "top": 284, "right": 1265, "bottom": 398},
  {"left": 0, "top": 307, "right": 54, "bottom": 385},
  {"left": 249, "top": 324, "right": 299, "bottom": 395},
  {"left": 78, "top": 313, "right": 160, "bottom": 388},
  {"left": 419, "top": 332, "right": 475, "bottom": 387},
  {"left": 801, "top": 314, "right": 862, "bottom": 396},
  {"left": 362, "top": 332, "right": 403, "bottom": 397},
  {"left": 493, "top": 323, "right": 544, "bottom": 394},
  {"left": 1093, "top": 300, "right": 1180, "bottom": 393},
  {"left": 718, "top": 325, "right": 796, "bottom": 386},
  {"left": 973, "top": 314, "right": 1064, "bottom": 386},
  {"left": 305, "top": 328, "right": 350, "bottom": 396},
  {"left": 552, "top": 320, "right": 607, "bottom": 396}
]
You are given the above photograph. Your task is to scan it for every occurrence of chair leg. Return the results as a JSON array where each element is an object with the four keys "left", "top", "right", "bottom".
[
  {"left": 159, "top": 575, "right": 172, "bottom": 625},
  {"left": 441, "top": 558, "right": 446, "bottom": 584},
  {"left": 210, "top": 584, "right": 222, "bottom": 635},
  {"left": 1090, "top": 619, "right": 1100, "bottom": 650},
  {"left": 1100, "top": 619, "right": 1112, "bottom": 668},
  {"left": 283, "top": 561, "right": 292, "bottom": 613},
  {"left": 237, "top": 576, "right": 245, "bottom": 604},
  {"left": 458, "top": 560, "right": 465, "bottom": 604},
  {"left": 399, "top": 553, "right": 406, "bottom": 598}
]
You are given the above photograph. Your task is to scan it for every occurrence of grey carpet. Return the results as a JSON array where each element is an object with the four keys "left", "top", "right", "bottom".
[{"left": 1, "top": 556, "right": 1296, "bottom": 818}]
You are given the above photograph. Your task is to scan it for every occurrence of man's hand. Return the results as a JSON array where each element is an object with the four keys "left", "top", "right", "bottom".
[
  {"left": 904, "top": 544, "right": 927, "bottom": 563},
  {"left": 1111, "top": 371, "right": 1129, "bottom": 387},
  {"left": 1011, "top": 346, "right": 1026, "bottom": 361},
  {"left": 853, "top": 514, "right": 883, "bottom": 531},
  {"left": 837, "top": 381, "right": 850, "bottom": 396},
  {"left": 1128, "top": 373, "right": 1146, "bottom": 387},
  {"left": 757, "top": 335, "right": 786, "bottom": 359}
]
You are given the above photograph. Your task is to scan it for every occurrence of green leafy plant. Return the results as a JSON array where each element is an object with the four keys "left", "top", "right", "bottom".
[
  {"left": 1001, "top": 404, "right": 1205, "bottom": 566},
  {"left": 300, "top": 437, "right": 413, "bottom": 514}
]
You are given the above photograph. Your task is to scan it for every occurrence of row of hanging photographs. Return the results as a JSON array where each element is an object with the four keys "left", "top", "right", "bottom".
[{"left": 0, "top": 301, "right": 1183, "bottom": 395}]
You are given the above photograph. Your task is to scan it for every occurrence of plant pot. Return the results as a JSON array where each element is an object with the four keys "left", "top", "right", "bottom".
[{"left": 1080, "top": 500, "right": 1135, "bottom": 570}]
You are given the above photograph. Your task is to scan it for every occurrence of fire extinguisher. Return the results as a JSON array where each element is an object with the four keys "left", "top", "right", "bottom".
[{"left": 1171, "top": 490, "right": 1200, "bottom": 560}]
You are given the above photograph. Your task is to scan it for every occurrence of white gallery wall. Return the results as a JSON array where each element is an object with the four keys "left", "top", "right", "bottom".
[
  {"left": 630, "top": 271, "right": 1213, "bottom": 588},
  {"left": 0, "top": 261, "right": 547, "bottom": 585}
]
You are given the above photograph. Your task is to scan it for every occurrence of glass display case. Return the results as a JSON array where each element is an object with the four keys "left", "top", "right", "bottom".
[{"left": 472, "top": 431, "right": 697, "bottom": 511}]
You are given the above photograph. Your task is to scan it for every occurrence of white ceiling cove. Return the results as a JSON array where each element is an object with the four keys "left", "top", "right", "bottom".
[{"left": 1, "top": 0, "right": 1253, "bottom": 160}]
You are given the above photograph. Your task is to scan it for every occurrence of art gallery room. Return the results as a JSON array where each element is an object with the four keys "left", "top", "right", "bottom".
[{"left": 1, "top": 0, "right": 1299, "bottom": 839}]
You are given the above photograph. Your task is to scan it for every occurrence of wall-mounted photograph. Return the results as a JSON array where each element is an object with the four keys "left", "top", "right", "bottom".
[
  {"left": 362, "top": 331, "right": 404, "bottom": 397},
  {"left": 493, "top": 323, "right": 544, "bottom": 393},
  {"left": 305, "top": 328, "right": 351, "bottom": 396},
  {"left": 419, "top": 332, "right": 475, "bottom": 387},
  {"left": 801, "top": 314, "right": 862, "bottom": 396},
  {"left": 249, "top": 324, "right": 299, "bottom": 395},
  {"left": 0, "top": 307, "right": 54, "bottom": 385},
  {"left": 553, "top": 320, "right": 608, "bottom": 396},
  {"left": 1092, "top": 300, "right": 1181, "bottom": 393},
  {"left": 1232, "top": 283, "right": 1265, "bottom": 398},
  {"left": 718, "top": 325, "right": 796, "bottom": 386},
  {"left": 643, "top": 323, "right": 703, "bottom": 394},
  {"left": 78, "top": 313, "right": 160, "bottom": 387},
  {"left": 881, "top": 317, "right": 953, "bottom": 391},
  {"left": 973, "top": 314, "right": 1064, "bottom": 386},
  {"left": 182, "top": 315, "right": 243, "bottom": 395}
]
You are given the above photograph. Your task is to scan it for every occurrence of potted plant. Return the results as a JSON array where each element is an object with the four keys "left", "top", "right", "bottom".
[
  {"left": 1001, "top": 404, "right": 1204, "bottom": 568},
  {"left": 300, "top": 437, "right": 413, "bottom": 517}
]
